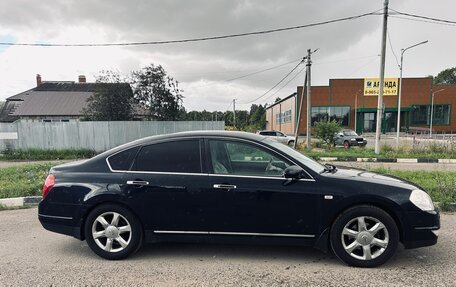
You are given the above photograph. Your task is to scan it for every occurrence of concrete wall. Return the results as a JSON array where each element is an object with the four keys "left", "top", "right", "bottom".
[{"left": 0, "top": 121, "right": 225, "bottom": 152}]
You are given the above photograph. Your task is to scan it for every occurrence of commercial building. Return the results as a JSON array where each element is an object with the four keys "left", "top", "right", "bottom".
[{"left": 265, "top": 77, "right": 456, "bottom": 135}]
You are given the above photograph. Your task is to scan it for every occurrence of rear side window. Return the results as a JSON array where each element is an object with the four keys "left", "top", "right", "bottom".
[
  {"left": 133, "top": 140, "right": 201, "bottom": 173},
  {"left": 108, "top": 146, "right": 139, "bottom": 171}
]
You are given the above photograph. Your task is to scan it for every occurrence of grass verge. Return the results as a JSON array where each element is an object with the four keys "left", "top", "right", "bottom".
[
  {"left": 303, "top": 146, "right": 456, "bottom": 160},
  {"left": 373, "top": 168, "right": 456, "bottom": 209},
  {"left": 0, "top": 148, "right": 96, "bottom": 161},
  {"left": 0, "top": 163, "right": 54, "bottom": 199}
]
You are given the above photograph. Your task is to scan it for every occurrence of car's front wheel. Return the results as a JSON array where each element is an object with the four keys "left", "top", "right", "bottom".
[
  {"left": 85, "top": 204, "right": 143, "bottom": 260},
  {"left": 330, "top": 205, "right": 399, "bottom": 268}
]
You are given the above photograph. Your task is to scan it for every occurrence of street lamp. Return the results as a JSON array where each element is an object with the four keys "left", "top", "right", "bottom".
[
  {"left": 396, "top": 40, "right": 428, "bottom": 148},
  {"left": 430, "top": 89, "right": 445, "bottom": 138}
]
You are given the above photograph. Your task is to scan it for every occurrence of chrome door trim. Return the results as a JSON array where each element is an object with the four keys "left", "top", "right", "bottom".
[
  {"left": 213, "top": 184, "right": 237, "bottom": 189},
  {"left": 38, "top": 214, "right": 73, "bottom": 220},
  {"left": 154, "top": 230, "right": 315, "bottom": 238}
]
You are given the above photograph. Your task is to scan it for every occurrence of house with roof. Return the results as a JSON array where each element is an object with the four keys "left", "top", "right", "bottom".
[{"left": 0, "top": 74, "right": 145, "bottom": 122}]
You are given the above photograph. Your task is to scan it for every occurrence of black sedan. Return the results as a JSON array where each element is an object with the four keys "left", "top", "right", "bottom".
[{"left": 38, "top": 131, "right": 439, "bottom": 267}]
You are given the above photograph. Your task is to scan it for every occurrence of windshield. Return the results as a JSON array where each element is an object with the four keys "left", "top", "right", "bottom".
[
  {"left": 264, "top": 138, "right": 326, "bottom": 173},
  {"left": 343, "top": 131, "right": 358, "bottom": 136}
]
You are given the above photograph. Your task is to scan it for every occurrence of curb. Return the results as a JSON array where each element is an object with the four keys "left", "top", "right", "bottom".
[
  {"left": 318, "top": 157, "right": 456, "bottom": 163},
  {"left": 0, "top": 196, "right": 41, "bottom": 208}
]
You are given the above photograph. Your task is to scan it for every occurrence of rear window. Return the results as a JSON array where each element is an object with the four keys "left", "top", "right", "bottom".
[
  {"left": 133, "top": 140, "right": 201, "bottom": 173},
  {"left": 107, "top": 146, "right": 139, "bottom": 171}
]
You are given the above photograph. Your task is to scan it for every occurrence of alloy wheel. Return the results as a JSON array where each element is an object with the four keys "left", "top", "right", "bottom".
[
  {"left": 91, "top": 212, "right": 132, "bottom": 253},
  {"left": 341, "top": 216, "right": 389, "bottom": 261}
]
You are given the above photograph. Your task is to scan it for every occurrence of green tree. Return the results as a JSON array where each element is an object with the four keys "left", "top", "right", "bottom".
[
  {"left": 131, "top": 64, "right": 185, "bottom": 120},
  {"left": 433, "top": 67, "right": 456, "bottom": 85},
  {"left": 249, "top": 104, "right": 266, "bottom": 130},
  {"left": 82, "top": 70, "right": 135, "bottom": 121},
  {"left": 315, "top": 119, "right": 341, "bottom": 147}
]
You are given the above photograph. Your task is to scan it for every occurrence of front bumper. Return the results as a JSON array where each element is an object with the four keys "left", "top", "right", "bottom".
[
  {"left": 401, "top": 209, "right": 440, "bottom": 249},
  {"left": 349, "top": 139, "right": 367, "bottom": 146}
]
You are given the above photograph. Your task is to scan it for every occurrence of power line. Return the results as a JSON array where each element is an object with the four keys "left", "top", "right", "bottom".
[
  {"left": 389, "top": 9, "right": 456, "bottom": 25},
  {"left": 263, "top": 66, "right": 306, "bottom": 103},
  {"left": 387, "top": 31, "right": 400, "bottom": 68},
  {"left": 0, "top": 10, "right": 383, "bottom": 47},
  {"left": 241, "top": 58, "right": 305, "bottom": 104},
  {"left": 389, "top": 15, "right": 456, "bottom": 27},
  {"left": 187, "top": 58, "right": 301, "bottom": 89}
]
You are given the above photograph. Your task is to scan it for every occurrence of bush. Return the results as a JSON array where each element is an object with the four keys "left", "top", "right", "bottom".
[{"left": 314, "top": 120, "right": 341, "bottom": 147}]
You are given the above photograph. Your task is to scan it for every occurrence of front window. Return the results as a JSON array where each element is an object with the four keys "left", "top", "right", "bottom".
[
  {"left": 265, "top": 139, "right": 325, "bottom": 174},
  {"left": 208, "top": 139, "right": 291, "bottom": 177}
]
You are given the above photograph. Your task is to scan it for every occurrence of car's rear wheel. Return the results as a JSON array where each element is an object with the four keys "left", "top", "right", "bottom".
[
  {"left": 343, "top": 141, "right": 350, "bottom": 149},
  {"left": 85, "top": 204, "right": 143, "bottom": 260},
  {"left": 330, "top": 205, "right": 399, "bottom": 268}
]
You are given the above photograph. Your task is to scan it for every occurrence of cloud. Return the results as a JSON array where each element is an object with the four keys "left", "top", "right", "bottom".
[{"left": 0, "top": 0, "right": 454, "bottom": 111}]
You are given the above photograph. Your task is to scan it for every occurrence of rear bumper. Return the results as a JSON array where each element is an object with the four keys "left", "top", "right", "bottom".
[
  {"left": 401, "top": 209, "right": 440, "bottom": 249},
  {"left": 38, "top": 210, "right": 83, "bottom": 240}
]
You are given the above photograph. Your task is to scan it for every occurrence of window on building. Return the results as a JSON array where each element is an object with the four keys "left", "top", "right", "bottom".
[
  {"left": 275, "top": 109, "right": 292, "bottom": 124},
  {"left": 411, "top": 105, "right": 450, "bottom": 126},
  {"left": 363, "top": 113, "right": 376, "bottom": 132},
  {"left": 311, "top": 106, "right": 350, "bottom": 126}
]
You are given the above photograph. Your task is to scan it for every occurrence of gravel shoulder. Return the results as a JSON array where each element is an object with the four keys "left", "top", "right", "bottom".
[{"left": 0, "top": 208, "right": 455, "bottom": 286}]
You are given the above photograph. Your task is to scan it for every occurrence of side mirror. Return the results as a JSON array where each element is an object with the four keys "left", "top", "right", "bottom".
[
  {"left": 339, "top": 134, "right": 344, "bottom": 138},
  {"left": 283, "top": 165, "right": 306, "bottom": 179}
]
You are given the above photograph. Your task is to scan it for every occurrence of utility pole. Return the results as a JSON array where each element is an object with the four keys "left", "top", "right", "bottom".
[
  {"left": 306, "top": 49, "right": 312, "bottom": 150},
  {"left": 294, "top": 65, "right": 307, "bottom": 149},
  {"left": 374, "top": 0, "right": 389, "bottom": 154},
  {"left": 233, "top": 99, "right": 236, "bottom": 129}
]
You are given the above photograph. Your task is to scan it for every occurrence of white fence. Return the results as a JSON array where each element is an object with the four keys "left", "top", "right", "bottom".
[{"left": 0, "top": 121, "right": 225, "bottom": 152}]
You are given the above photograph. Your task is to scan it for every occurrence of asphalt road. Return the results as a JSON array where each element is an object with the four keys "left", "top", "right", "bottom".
[{"left": 0, "top": 208, "right": 455, "bottom": 286}]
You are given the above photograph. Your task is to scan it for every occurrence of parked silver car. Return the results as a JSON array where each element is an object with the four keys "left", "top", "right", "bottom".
[
  {"left": 334, "top": 130, "right": 367, "bottom": 148},
  {"left": 256, "top": 130, "right": 295, "bottom": 146}
]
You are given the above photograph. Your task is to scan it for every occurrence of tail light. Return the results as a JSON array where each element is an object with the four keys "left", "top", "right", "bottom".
[{"left": 42, "top": 174, "right": 55, "bottom": 199}]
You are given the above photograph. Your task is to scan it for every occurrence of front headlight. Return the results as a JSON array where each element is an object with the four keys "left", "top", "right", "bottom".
[{"left": 409, "top": 189, "right": 435, "bottom": 211}]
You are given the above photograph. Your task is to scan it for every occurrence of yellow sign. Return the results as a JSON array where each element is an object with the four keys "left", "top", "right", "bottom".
[{"left": 364, "top": 78, "right": 398, "bottom": 96}]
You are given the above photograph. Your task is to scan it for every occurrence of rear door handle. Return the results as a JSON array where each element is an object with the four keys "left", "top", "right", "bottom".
[
  {"left": 126, "top": 180, "right": 149, "bottom": 186},
  {"left": 213, "top": 184, "right": 237, "bottom": 190}
]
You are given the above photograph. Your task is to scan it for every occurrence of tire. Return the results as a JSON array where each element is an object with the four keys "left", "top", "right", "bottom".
[
  {"left": 85, "top": 204, "right": 143, "bottom": 260},
  {"left": 288, "top": 140, "right": 295, "bottom": 147},
  {"left": 343, "top": 141, "right": 350, "bottom": 149},
  {"left": 330, "top": 205, "right": 399, "bottom": 268}
]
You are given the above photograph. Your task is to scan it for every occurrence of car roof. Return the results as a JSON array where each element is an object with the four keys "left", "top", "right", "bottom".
[{"left": 97, "top": 130, "right": 267, "bottom": 158}]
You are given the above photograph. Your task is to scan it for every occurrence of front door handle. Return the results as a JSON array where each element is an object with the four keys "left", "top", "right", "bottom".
[
  {"left": 213, "top": 184, "right": 237, "bottom": 190},
  {"left": 126, "top": 180, "right": 149, "bottom": 186}
]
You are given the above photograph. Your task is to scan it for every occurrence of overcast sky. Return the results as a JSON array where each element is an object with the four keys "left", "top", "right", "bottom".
[{"left": 0, "top": 0, "right": 454, "bottom": 111}]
